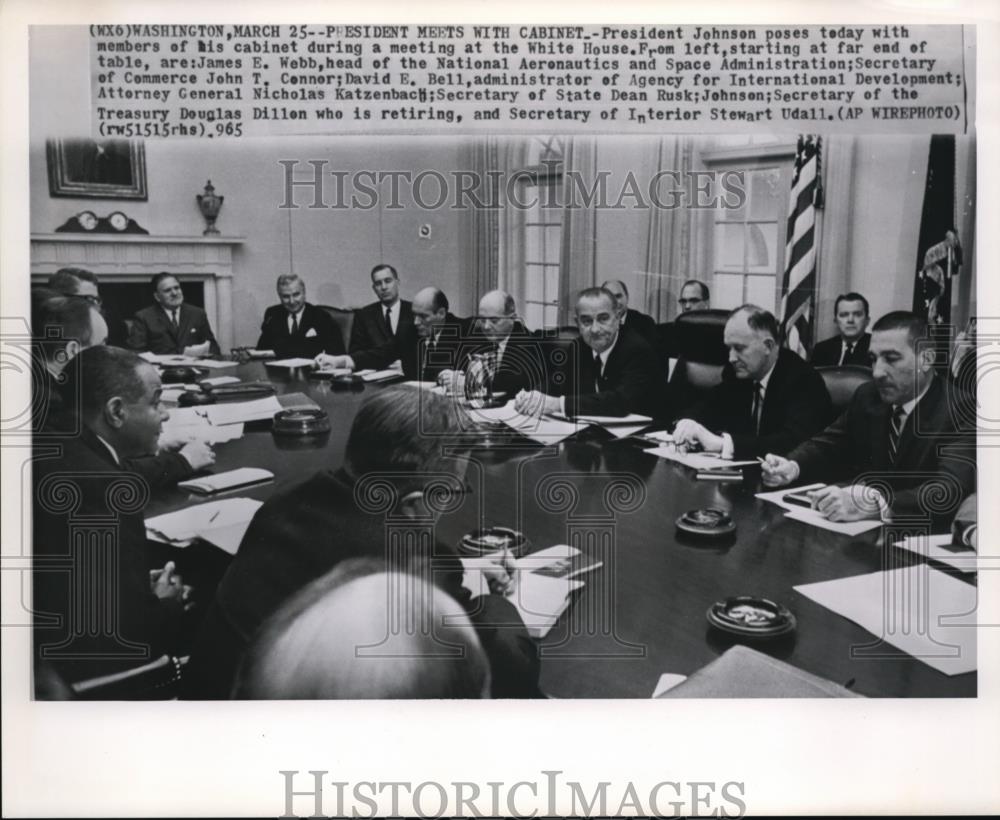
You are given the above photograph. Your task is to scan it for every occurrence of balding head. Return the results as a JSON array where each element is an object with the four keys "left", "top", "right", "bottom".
[
  {"left": 477, "top": 290, "right": 517, "bottom": 343},
  {"left": 234, "top": 567, "right": 490, "bottom": 699},
  {"left": 412, "top": 287, "right": 449, "bottom": 338}
]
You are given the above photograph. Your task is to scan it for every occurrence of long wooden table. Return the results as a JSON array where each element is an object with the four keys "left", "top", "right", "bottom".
[{"left": 151, "top": 362, "right": 976, "bottom": 698}]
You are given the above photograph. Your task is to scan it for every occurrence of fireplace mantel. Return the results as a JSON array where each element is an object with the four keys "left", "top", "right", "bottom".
[{"left": 30, "top": 233, "right": 244, "bottom": 351}]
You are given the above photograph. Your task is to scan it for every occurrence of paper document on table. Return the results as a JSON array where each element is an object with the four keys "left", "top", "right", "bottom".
[
  {"left": 177, "top": 467, "right": 274, "bottom": 494},
  {"left": 795, "top": 567, "right": 977, "bottom": 676},
  {"left": 193, "top": 359, "right": 239, "bottom": 369},
  {"left": 201, "top": 375, "right": 241, "bottom": 387},
  {"left": 892, "top": 534, "right": 982, "bottom": 575},
  {"left": 402, "top": 381, "right": 437, "bottom": 390},
  {"left": 356, "top": 369, "right": 403, "bottom": 382},
  {"left": 513, "top": 545, "right": 604, "bottom": 580},
  {"left": 204, "top": 396, "right": 283, "bottom": 425},
  {"left": 755, "top": 483, "right": 827, "bottom": 511},
  {"left": 644, "top": 446, "right": 757, "bottom": 471},
  {"left": 783, "top": 507, "right": 883, "bottom": 536},
  {"left": 265, "top": 357, "right": 314, "bottom": 368},
  {"left": 604, "top": 424, "right": 650, "bottom": 440},
  {"left": 145, "top": 497, "right": 263, "bottom": 553},
  {"left": 554, "top": 412, "right": 652, "bottom": 426},
  {"left": 142, "top": 353, "right": 200, "bottom": 365},
  {"left": 512, "top": 414, "right": 586, "bottom": 445}
]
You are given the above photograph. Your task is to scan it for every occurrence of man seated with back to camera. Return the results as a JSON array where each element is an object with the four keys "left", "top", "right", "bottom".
[
  {"left": 513, "top": 286, "right": 664, "bottom": 419},
  {"left": 672, "top": 305, "right": 833, "bottom": 459},
  {"left": 183, "top": 384, "right": 539, "bottom": 699},
  {"left": 232, "top": 560, "right": 491, "bottom": 699},
  {"left": 761, "top": 311, "right": 975, "bottom": 526}
]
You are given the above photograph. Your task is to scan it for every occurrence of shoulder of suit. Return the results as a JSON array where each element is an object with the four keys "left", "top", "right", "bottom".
[
  {"left": 182, "top": 303, "right": 207, "bottom": 318},
  {"left": 133, "top": 304, "right": 158, "bottom": 320}
]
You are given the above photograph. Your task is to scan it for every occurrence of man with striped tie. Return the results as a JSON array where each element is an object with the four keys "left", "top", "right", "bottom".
[{"left": 762, "top": 311, "right": 976, "bottom": 526}]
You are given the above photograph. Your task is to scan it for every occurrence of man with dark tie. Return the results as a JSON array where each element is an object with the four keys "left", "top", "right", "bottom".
[
  {"left": 128, "top": 272, "right": 220, "bottom": 356},
  {"left": 316, "top": 287, "right": 463, "bottom": 382},
  {"left": 601, "top": 278, "right": 659, "bottom": 349},
  {"left": 810, "top": 292, "right": 872, "bottom": 367},
  {"left": 762, "top": 311, "right": 975, "bottom": 526},
  {"left": 672, "top": 305, "right": 833, "bottom": 459},
  {"left": 255, "top": 274, "right": 343, "bottom": 358},
  {"left": 437, "top": 290, "right": 543, "bottom": 398},
  {"left": 348, "top": 263, "right": 414, "bottom": 353},
  {"left": 514, "top": 286, "right": 662, "bottom": 418}
]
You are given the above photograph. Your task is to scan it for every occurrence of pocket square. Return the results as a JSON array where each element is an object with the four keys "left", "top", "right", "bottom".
[
  {"left": 305, "top": 327, "right": 317, "bottom": 338},
  {"left": 190, "top": 328, "right": 197, "bottom": 333}
]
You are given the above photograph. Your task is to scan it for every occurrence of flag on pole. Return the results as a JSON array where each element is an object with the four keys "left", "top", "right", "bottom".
[{"left": 779, "top": 135, "right": 823, "bottom": 358}]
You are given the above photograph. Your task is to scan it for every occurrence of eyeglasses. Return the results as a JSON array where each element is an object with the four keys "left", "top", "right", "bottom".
[
  {"left": 72, "top": 294, "right": 103, "bottom": 307},
  {"left": 678, "top": 298, "right": 703, "bottom": 306}
]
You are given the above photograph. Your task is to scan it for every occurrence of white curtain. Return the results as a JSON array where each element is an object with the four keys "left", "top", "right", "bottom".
[
  {"left": 557, "top": 137, "right": 598, "bottom": 326},
  {"left": 813, "top": 135, "right": 856, "bottom": 341}
]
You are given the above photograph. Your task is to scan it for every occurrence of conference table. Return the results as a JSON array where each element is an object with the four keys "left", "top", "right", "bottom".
[{"left": 149, "top": 361, "right": 976, "bottom": 699}]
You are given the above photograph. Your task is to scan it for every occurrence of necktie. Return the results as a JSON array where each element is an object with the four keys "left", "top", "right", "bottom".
[
  {"left": 170, "top": 309, "right": 179, "bottom": 329},
  {"left": 751, "top": 382, "right": 763, "bottom": 434},
  {"left": 291, "top": 312, "right": 299, "bottom": 335},
  {"left": 594, "top": 352, "right": 604, "bottom": 392},
  {"left": 384, "top": 307, "right": 393, "bottom": 336},
  {"left": 888, "top": 405, "right": 905, "bottom": 464}
]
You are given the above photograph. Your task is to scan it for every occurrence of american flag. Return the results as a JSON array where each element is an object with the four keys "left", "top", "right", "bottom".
[{"left": 779, "top": 135, "right": 823, "bottom": 358}]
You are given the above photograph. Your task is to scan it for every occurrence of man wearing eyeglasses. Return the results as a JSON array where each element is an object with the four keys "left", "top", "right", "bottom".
[
  {"left": 48, "top": 267, "right": 129, "bottom": 347},
  {"left": 678, "top": 280, "right": 711, "bottom": 313}
]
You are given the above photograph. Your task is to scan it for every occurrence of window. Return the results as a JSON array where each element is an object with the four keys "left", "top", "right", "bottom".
[{"left": 702, "top": 140, "right": 796, "bottom": 312}]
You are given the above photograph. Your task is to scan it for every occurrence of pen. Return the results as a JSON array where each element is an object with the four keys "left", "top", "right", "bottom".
[{"left": 209, "top": 510, "right": 219, "bottom": 523}]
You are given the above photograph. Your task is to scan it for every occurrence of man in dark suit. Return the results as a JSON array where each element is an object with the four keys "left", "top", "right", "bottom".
[
  {"left": 678, "top": 279, "right": 711, "bottom": 313},
  {"left": 348, "top": 263, "right": 414, "bottom": 354},
  {"left": 183, "top": 385, "right": 539, "bottom": 699},
  {"left": 673, "top": 305, "right": 833, "bottom": 459},
  {"left": 437, "top": 290, "right": 544, "bottom": 399},
  {"left": 602, "top": 278, "right": 659, "bottom": 351},
  {"left": 514, "top": 286, "right": 663, "bottom": 418},
  {"left": 47, "top": 267, "right": 129, "bottom": 348},
  {"left": 255, "top": 274, "right": 343, "bottom": 358},
  {"left": 763, "top": 311, "right": 975, "bottom": 526},
  {"left": 810, "top": 292, "right": 872, "bottom": 367},
  {"left": 129, "top": 272, "right": 220, "bottom": 356},
  {"left": 316, "top": 287, "right": 464, "bottom": 382},
  {"left": 33, "top": 347, "right": 194, "bottom": 690}
]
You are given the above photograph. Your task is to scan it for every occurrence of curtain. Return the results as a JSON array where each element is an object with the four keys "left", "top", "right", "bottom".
[
  {"left": 813, "top": 135, "right": 856, "bottom": 340},
  {"left": 557, "top": 137, "right": 598, "bottom": 326},
  {"left": 642, "top": 137, "right": 693, "bottom": 322}
]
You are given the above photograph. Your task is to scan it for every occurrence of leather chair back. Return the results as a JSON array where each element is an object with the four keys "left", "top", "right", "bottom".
[
  {"left": 319, "top": 305, "right": 355, "bottom": 351},
  {"left": 816, "top": 365, "right": 874, "bottom": 415}
]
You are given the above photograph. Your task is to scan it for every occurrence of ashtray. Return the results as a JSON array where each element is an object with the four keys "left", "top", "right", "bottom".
[
  {"left": 675, "top": 507, "right": 736, "bottom": 537},
  {"left": 706, "top": 596, "right": 797, "bottom": 639},
  {"left": 272, "top": 408, "right": 331, "bottom": 436},
  {"left": 459, "top": 526, "right": 527, "bottom": 557},
  {"left": 330, "top": 374, "right": 365, "bottom": 391},
  {"left": 161, "top": 366, "right": 210, "bottom": 383}
]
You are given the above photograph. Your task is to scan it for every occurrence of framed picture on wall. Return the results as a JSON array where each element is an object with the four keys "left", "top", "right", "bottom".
[{"left": 46, "top": 138, "right": 147, "bottom": 200}]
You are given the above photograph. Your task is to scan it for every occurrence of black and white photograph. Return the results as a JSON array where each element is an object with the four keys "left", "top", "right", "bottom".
[{"left": 2, "top": 3, "right": 998, "bottom": 818}]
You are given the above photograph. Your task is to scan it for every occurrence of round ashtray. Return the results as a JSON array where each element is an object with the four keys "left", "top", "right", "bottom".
[
  {"left": 706, "top": 596, "right": 797, "bottom": 639},
  {"left": 459, "top": 526, "right": 527, "bottom": 557},
  {"left": 161, "top": 366, "right": 209, "bottom": 383},
  {"left": 330, "top": 374, "right": 365, "bottom": 391},
  {"left": 272, "top": 408, "right": 331, "bottom": 436},
  {"left": 675, "top": 507, "right": 736, "bottom": 537}
]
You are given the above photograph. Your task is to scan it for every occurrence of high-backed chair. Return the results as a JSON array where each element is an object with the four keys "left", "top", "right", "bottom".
[
  {"left": 318, "top": 305, "right": 355, "bottom": 352},
  {"left": 666, "top": 309, "right": 730, "bottom": 416},
  {"left": 533, "top": 326, "right": 580, "bottom": 392},
  {"left": 816, "top": 365, "right": 874, "bottom": 416}
]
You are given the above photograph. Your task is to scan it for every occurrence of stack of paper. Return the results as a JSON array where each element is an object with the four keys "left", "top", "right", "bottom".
[
  {"left": 795, "top": 566, "right": 977, "bottom": 676},
  {"left": 145, "top": 497, "right": 264, "bottom": 555},
  {"left": 161, "top": 408, "right": 245, "bottom": 444},
  {"left": 644, "top": 446, "right": 758, "bottom": 471},
  {"left": 892, "top": 534, "right": 980, "bottom": 574},
  {"left": 177, "top": 467, "right": 274, "bottom": 494},
  {"left": 265, "top": 357, "right": 315, "bottom": 368},
  {"left": 204, "top": 396, "right": 283, "bottom": 425},
  {"left": 201, "top": 376, "right": 241, "bottom": 387},
  {"left": 464, "top": 400, "right": 586, "bottom": 444},
  {"left": 356, "top": 369, "right": 403, "bottom": 382}
]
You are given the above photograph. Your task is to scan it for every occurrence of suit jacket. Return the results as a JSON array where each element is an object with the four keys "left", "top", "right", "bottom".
[
  {"left": 129, "top": 303, "right": 220, "bottom": 356},
  {"left": 556, "top": 326, "right": 664, "bottom": 418},
  {"left": 352, "top": 314, "right": 467, "bottom": 381},
  {"left": 459, "top": 322, "right": 545, "bottom": 397},
  {"left": 811, "top": 332, "right": 872, "bottom": 368},
  {"left": 788, "top": 377, "right": 976, "bottom": 526},
  {"left": 32, "top": 427, "right": 185, "bottom": 686},
  {"left": 183, "top": 467, "right": 539, "bottom": 699},
  {"left": 622, "top": 308, "right": 660, "bottom": 352},
  {"left": 256, "top": 303, "right": 344, "bottom": 358},
  {"left": 686, "top": 348, "right": 834, "bottom": 459},
  {"left": 349, "top": 299, "right": 414, "bottom": 354}
]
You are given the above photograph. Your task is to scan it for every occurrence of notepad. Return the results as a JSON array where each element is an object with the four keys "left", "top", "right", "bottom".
[
  {"left": 265, "top": 357, "right": 315, "bottom": 368},
  {"left": 145, "top": 497, "right": 263, "bottom": 555},
  {"left": 177, "top": 467, "right": 274, "bottom": 494},
  {"left": 795, "top": 566, "right": 977, "bottom": 676},
  {"left": 782, "top": 507, "right": 883, "bottom": 536},
  {"left": 204, "top": 396, "right": 283, "bottom": 425},
  {"left": 201, "top": 375, "right": 241, "bottom": 387},
  {"left": 892, "top": 533, "right": 981, "bottom": 574},
  {"left": 356, "top": 369, "right": 404, "bottom": 382},
  {"left": 644, "top": 446, "right": 758, "bottom": 471},
  {"left": 755, "top": 483, "right": 827, "bottom": 511}
]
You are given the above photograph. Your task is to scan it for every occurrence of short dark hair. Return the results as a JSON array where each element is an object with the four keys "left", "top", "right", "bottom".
[
  {"left": 682, "top": 279, "right": 710, "bottom": 301},
  {"left": 344, "top": 385, "right": 461, "bottom": 479},
  {"left": 63, "top": 346, "right": 150, "bottom": 420},
  {"left": 730, "top": 304, "right": 780, "bottom": 341},
  {"left": 871, "top": 310, "right": 928, "bottom": 348},
  {"left": 834, "top": 292, "right": 870, "bottom": 317},
  {"left": 33, "top": 293, "right": 99, "bottom": 354},
  {"left": 370, "top": 264, "right": 398, "bottom": 281},
  {"left": 151, "top": 271, "right": 179, "bottom": 291},
  {"left": 577, "top": 286, "right": 617, "bottom": 308},
  {"left": 49, "top": 267, "right": 99, "bottom": 295},
  {"left": 430, "top": 288, "right": 449, "bottom": 313}
]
